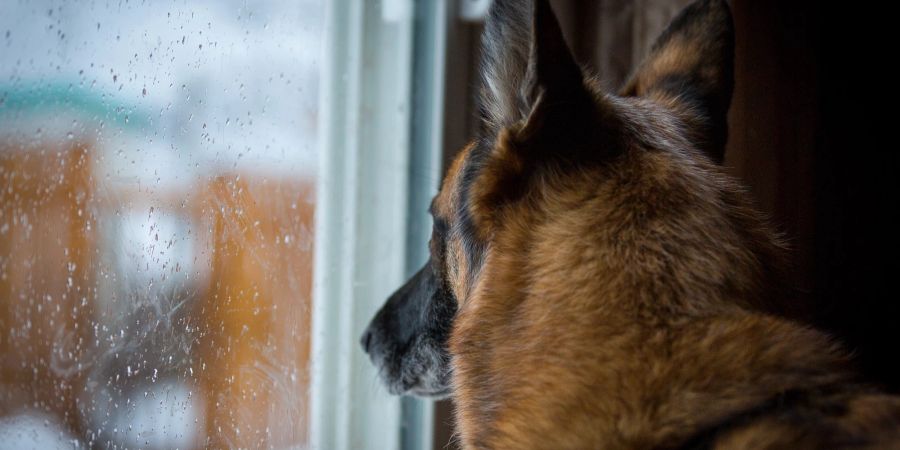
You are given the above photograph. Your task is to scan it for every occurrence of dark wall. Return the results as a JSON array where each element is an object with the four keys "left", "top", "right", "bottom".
[
  {"left": 808, "top": 2, "right": 898, "bottom": 391},
  {"left": 727, "top": 0, "right": 898, "bottom": 392}
]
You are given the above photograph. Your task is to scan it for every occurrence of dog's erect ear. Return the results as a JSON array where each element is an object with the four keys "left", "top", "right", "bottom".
[
  {"left": 478, "top": 0, "right": 593, "bottom": 141},
  {"left": 468, "top": 0, "right": 603, "bottom": 239},
  {"left": 621, "top": 0, "right": 734, "bottom": 163}
]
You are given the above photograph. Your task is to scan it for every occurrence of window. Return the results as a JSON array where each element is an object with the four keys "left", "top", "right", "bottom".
[
  {"left": 4, "top": 1, "right": 447, "bottom": 449},
  {"left": 2, "top": 0, "right": 322, "bottom": 448}
]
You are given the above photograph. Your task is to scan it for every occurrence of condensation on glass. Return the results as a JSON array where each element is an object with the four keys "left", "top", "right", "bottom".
[{"left": 1, "top": 1, "right": 322, "bottom": 447}]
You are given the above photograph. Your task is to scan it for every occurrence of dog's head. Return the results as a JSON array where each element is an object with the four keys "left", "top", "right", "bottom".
[{"left": 361, "top": 0, "right": 736, "bottom": 397}]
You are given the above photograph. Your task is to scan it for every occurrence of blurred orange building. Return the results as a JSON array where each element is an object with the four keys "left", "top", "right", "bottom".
[{"left": 1, "top": 141, "right": 314, "bottom": 448}]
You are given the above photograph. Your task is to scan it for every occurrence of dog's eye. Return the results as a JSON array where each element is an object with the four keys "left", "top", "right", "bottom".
[
  {"left": 431, "top": 217, "right": 448, "bottom": 241},
  {"left": 429, "top": 218, "right": 448, "bottom": 257},
  {"left": 429, "top": 222, "right": 441, "bottom": 249}
]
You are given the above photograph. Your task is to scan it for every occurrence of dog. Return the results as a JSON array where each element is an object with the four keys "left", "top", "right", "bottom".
[{"left": 361, "top": 0, "right": 900, "bottom": 447}]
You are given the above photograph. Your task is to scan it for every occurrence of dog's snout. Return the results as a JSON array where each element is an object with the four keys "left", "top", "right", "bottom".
[{"left": 360, "top": 328, "right": 374, "bottom": 354}]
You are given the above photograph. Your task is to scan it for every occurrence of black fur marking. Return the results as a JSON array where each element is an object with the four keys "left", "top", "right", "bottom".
[
  {"left": 651, "top": 0, "right": 732, "bottom": 55},
  {"left": 456, "top": 139, "right": 493, "bottom": 291},
  {"left": 654, "top": 73, "right": 725, "bottom": 160}
]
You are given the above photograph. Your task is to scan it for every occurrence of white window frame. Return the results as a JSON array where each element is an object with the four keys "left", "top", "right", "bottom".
[{"left": 309, "top": 1, "right": 446, "bottom": 449}]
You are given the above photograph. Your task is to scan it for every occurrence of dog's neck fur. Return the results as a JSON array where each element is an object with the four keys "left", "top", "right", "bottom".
[{"left": 448, "top": 139, "right": 856, "bottom": 448}]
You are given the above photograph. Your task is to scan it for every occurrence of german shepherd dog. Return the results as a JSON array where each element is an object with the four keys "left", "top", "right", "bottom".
[{"left": 361, "top": 0, "right": 900, "bottom": 447}]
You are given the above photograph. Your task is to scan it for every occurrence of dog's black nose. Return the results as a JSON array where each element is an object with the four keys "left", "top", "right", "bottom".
[{"left": 360, "top": 329, "right": 373, "bottom": 354}]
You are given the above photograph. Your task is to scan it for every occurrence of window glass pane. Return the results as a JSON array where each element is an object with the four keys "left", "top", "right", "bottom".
[{"left": 1, "top": 1, "right": 322, "bottom": 447}]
